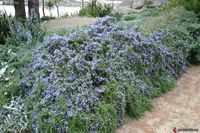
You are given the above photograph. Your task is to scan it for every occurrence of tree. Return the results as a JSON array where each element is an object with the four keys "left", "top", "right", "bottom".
[
  {"left": 91, "top": 0, "right": 97, "bottom": 15},
  {"left": 54, "top": 0, "right": 59, "bottom": 18},
  {"left": 28, "top": 0, "right": 40, "bottom": 18},
  {"left": 14, "top": 0, "right": 26, "bottom": 20},
  {"left": 45, "top": 0, "right": 55, "bottom": 17},
  {"left": 42, "top": 0, "right": 45, "bottom": 16},
  {"left": 54, "top": 0, "right": 63, "bottom": 18},
  {"left": 81, "top": 0, "right": 84, "bottom": 9}
]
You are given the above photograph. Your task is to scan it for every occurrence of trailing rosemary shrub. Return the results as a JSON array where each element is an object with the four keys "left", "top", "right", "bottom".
[{"left": 15, "top": 17, "right": 186, "bottom": 132}]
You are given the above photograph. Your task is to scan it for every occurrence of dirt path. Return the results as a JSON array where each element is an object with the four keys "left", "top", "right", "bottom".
[
  {"left": 116, "top": 66, "right": 200, "bottom": 133},
  {"left": 41, "top": 17, "right": 98, "bottom": 31}
]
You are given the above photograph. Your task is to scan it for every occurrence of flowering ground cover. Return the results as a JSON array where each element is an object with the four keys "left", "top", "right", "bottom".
[
  {"left": 0, "top": 15, "right": 189, "bottom": 132},
  {"left": 0, "top": 3, "right": 199, "bottom": 132}
]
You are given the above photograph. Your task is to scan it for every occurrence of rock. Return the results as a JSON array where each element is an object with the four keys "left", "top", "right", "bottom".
[
  {"left": 131, "top": 0, "right": 145, "bottom": 9},
  {"left": 113, "top": 0, "right": 146, "bottom": 14}
]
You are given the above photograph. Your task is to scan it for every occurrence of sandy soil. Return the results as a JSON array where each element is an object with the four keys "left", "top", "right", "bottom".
[
  {"left": 41, "top": 17, "right": 98, "bottom": 31},
  {"left": 116, "top": 66, "right": 200, "bottom": 133}
]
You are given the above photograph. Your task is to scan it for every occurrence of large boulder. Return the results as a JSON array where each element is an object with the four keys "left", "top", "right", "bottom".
[
  {"left": 131, "top": 0, "right": 145, "bottom": 9},
  {"left": 113, "top": 0, "right": 145, "bottom": 14}
]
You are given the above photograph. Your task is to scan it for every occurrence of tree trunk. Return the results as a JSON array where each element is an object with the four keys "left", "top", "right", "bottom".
[
  {"left": 92, "top": 0, "right": 96, "bottom": 15},
  {"left": 81, "top": 0, "right": 84, "bottom": 9},
  {"left": 55, "top": 0, "right": 59, "bottom": 18},
  {"left": 42, "top": 0, "right": 45, "bottom": 16},
  {"left": 14, "top": 0, "right": 26, "bottom": 20},
  {"left": 28, "top": 0, "right": 40, "bottom": 18}
]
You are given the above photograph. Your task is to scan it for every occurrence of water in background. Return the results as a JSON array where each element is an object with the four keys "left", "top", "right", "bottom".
[
  {"left": 0, "top": 0, "right": 122, "bottom": 17},
  {"left": 0, "top": 5, "right": 80, "bottom": 17}
]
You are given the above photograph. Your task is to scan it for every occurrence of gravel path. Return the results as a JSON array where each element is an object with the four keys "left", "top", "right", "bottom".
[{"left": 116, "top": 66, "right": 200, "bottom": 133}]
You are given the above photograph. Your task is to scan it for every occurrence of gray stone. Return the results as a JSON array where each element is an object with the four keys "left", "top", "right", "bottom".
[{"left": 131, "top": 0, "right": 145, "bottom": 9}]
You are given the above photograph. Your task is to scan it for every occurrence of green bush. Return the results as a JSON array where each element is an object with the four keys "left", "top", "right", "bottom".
[
  {"left": 188, "top": 40, "right": 200, "bottom": 64},
  {"left": 183, "top": 0, "right": 200, "bottom": 14},
  {"left": 165, "top": 0, "right": 200, "bottom": 14},
  {"left": 140, "top": 7, "right": 200, "bottom": 64},
  {"left": 0, "top": 43, "right": 33, "bottom": 107},
  {"left": 40, "top": 16, "right": 56, "bottom": 22},
  {"left": 79, "top": 2, "right": 113, "bottom": 17},
  {"left": 0, "top": 12, "right": 43, "bottom": 107},
  {"left": 110, "top": 12, "right": 123, "bottom": 21},
  {"left": 0, "top": 99, "right": 30, "bottom": 132},
  {"left": 0, "top": 12, "right": 11, "bottom": 45},
  {"left": 123, "top": 15, "right": 136, "bottom": 21}
]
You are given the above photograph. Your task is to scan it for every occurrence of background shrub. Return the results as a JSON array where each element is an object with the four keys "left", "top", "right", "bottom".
[
  {"left": 123, "top": 15, "right": 136, "bottom": 21},
  {"left": 139, "top": 7, "right": 200, "bottom": 64},
  {"left": 166, "top": 0, "right": 200, "bottom": 14},
  {"left": 110, "top": 12, "right": 123, "bottom": 21},
  {"left": 0, "top": 12, "right": 11, "bottom": 45},
  {"left": 79, "top": 2, "right": 113, "bottom": 17},
  {"left": 40, "top": 16, "right": 56, "bottom": 22}
]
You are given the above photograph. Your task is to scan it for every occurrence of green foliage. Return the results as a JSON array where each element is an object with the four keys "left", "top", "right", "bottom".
[
  {"left": 117, "top": 8, "right": 160, "bottom": 28},
  {"left": 124, "top": 72, "right": 175, "bottom": 118},
  {"left": 140, "top": 7, "right": 200, "bottom": 64},
  {"left": 110, "top": 12, "right": 124, "bottom": 21},
  {"left": 40, "top": 16, "right": 56, "bottom": 22},
  {"left": 0, "top": 99, "right": 30, "bottom": 133},
  {"left": 0, "top": 5, "right": 199, "bottom": 132},
  {"left": 0, "top": 11, "right": 11, "bottom": 45},
  {"left": 79, "top": 2, "right": 114, "bottom": 17},
  {"left": 0, "top": 44, "right": 33, "bottom": 107},
  {"left": 95, "top": 103, "right": 118, "bottom": 132},
  {"left": 68, "top": 103, "right": 117, "bottom": 132},
  {"left": 165, "top": 0, "right": 200, "bottom": 14},
  {"left": 45, "top": 0, "right": 55, "bottom": 10},
  {"left": 123, "top": 15, "right": 136, "bottom": 21},
  {"left": 183, "top": 0, "right": 200, "bottom": 14},
  {"left": 126, "top": 92, "right": 153, "bottom": 118},
  {"left": 45, "top": 0, "right": 55, "bottom": 17},
  {"left": 188, "top": 40, "right": 200, "bottom": 64},
  {"left": 0, "top": 86, "right": 7, "bottom": 107},
  {"left": 0, "top": 13, "right": 43, "bottom": 108},
  {"left": 151, "top": 74, "right": 175, "bottom": 98},
  {"left": 44, "top": 27, "right": 71, "bottom": 36}
]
